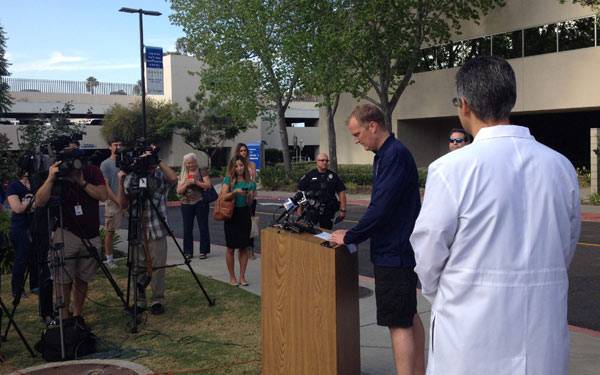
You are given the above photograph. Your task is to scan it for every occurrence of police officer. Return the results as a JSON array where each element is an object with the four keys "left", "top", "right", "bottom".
[{"left": 297, "top": 153, "right": 347, "bottom": 230}]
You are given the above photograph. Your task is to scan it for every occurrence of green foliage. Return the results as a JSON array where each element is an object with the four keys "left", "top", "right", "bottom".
[
  {"left": 18, "top": 102, "right": 85, "bottom": 152},
  {"left": 101, "top": 99, "right": 182, "bottom": 145},
  {"left": 170, "top": 0, "right": 312, "bottom": 175},
  {"left": 0, "top": 24, "right": 12, "bottom": 113},
  {"left": 588, "top": 193, "right": 600, "bottom": 205},
  {"left": 260, "top": 162, "right": 374, "bottom": 191},
  {"left": 265, "top": 148, "right": 284, "bottom": 166},
  {"left": 176, "top": 91, "right": 253, "bottom": 161},
  {"left": 0, "top": 132, "right": 16, "bottom": 182},
  {"left": 418, "top": 167, "right": 428, "bottom": 188},
  {"left": 345, "top": 0, "right": 504, "bottom": 130},
  {"left": 577, "top": 166, "right": 591, "bottom": 187},
  {"left": 0, "top": 209, "right": 12, "bottom": 274}
]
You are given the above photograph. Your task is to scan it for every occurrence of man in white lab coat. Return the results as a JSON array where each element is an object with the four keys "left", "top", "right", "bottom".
[{"left": 410, "top": 56, "right": 581, "bottom": 375}]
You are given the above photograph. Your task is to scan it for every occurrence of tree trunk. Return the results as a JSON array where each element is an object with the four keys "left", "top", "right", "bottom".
[
  {"left": 277, "top": 107, "right": 292, "bottom": 177},
  {"left": 382, "top": 105, "right": 393, "bottom": 134},
  {"left": 326, "top": 101, "right": 338, "bottom": 173}
]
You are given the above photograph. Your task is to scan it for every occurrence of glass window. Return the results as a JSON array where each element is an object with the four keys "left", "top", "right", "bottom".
[
  {"left": 492, "top": 30, "right": 523, "bottom": 59},
  {"left": 558, "top": 17, "right": 595, "bottom": 51},
  {"left": 524, "top": 23, "right": 558, "bottom": 56}
]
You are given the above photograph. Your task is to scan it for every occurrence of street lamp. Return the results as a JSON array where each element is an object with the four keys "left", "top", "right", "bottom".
[{"left": 119, "top": 7, "right": 161, "bottom": 140}]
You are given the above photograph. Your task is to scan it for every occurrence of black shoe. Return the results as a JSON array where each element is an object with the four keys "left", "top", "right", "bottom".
[
  {"left": 150, "top": 303, "right": 165, "bottom": 315},
  {"left": 199, "top": 253, "right": 208, "bottom": 259},
  {"left": 184, "top": 253, "right": 193, "bottom": 261}
]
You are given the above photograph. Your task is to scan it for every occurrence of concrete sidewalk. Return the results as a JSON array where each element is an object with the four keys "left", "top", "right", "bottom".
[{"left": 115, "top": 229, "right": 600, "bottom": 375}]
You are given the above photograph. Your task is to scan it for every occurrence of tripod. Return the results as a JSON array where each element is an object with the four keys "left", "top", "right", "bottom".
[
  {"left": 0, "top": 245, "right": 35, "bottom": 360},
  {"left": 124, "top": 173, "right": 215, "bottom": 333}
]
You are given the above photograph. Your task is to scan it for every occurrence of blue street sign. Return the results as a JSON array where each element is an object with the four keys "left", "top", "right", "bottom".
[
  {"left": 247, "top": 143, "right": 261, "bottom": 170},
  {"left": 145, "top": 47, "right": 163, "bottom": 69}
]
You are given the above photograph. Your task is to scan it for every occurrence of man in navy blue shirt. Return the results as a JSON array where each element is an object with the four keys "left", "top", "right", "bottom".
[{"left": 331, "top": 103, "right": 425, "bottom": 375}]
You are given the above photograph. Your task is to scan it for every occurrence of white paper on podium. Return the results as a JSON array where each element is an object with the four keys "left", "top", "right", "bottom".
[{"left": 313, "top": 232, "right": 358, "bottom": 253}]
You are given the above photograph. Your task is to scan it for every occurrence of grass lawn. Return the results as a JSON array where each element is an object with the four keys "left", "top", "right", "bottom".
[{"left": 0, "top": 264, "right": 261, "bottom": 374}]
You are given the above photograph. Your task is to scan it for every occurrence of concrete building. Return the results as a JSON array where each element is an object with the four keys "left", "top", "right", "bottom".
[{"left": 324, "top": 0, "right": 600, "bottom": 181}]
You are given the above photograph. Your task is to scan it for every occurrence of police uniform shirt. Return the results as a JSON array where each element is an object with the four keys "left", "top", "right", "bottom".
[{"left": 298, "top": 169, "right": 346, "bottom": 207}]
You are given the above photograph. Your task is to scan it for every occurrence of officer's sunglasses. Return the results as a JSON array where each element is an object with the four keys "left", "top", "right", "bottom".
[{"left": 448, "top": 138, "right": 465, "bottom": 144}]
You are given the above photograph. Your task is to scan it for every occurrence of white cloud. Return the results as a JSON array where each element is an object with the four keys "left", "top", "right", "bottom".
[{"left": 10, "top": 51, "right": 137, "bottom": 74}]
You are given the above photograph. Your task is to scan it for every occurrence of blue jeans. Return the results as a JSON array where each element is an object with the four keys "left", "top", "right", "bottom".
[
  {"left": 11, "top": 225, "right": 36, "bottom": 297},
  {"left": 181, "top": 201, "right": 210, "bottom": 256}
]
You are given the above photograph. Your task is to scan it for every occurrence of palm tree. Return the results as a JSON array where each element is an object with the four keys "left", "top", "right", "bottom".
[{"left": 85, "top": 76, "right": 99, "bottom": 94}]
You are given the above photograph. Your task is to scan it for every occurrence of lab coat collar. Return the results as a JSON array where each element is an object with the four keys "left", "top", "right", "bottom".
[{"left": 473, "top": 125, "right": 534, "bottom": 143}]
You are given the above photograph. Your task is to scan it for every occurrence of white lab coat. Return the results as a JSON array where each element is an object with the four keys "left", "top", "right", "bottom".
[{"left": 411, "top": 125, "right": 581, "bottom": 375}]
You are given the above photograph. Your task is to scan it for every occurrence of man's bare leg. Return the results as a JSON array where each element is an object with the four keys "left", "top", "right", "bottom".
[
  {"left": 390, "top": 325, "right": 417, "bottom": 375},
  {"left": 413, "top": 314, "right": 425, "bottom": 375},
  {"left": 72, "top": 278, "right": 88, "bottom": 316}
]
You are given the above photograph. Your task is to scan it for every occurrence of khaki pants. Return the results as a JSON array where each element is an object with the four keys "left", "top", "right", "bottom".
[{"left": 135, "top": 236, "right": 167, "bottom": 307}]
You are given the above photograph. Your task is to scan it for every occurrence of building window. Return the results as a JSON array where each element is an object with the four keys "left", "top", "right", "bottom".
[
  {"left": 492, "top": 30, "right": 523, "bottom": 59},
  {"left": 524, "top": 23, "right": 558, "bottom": 56},
  {"left": 558, "top": 16, "right": 595, "bottom": 51}
]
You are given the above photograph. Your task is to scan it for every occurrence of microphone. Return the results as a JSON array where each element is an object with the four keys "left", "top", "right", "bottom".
[{"left": 276, "top": 191, "right": 307, "bottom": 223}]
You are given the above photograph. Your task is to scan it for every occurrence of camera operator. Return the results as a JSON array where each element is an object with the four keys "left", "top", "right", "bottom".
[
  {"left": 297, "top": 153, "right": 347, "bottom": 230},
  {"left": 116, "top": 146, "right": 178, "bottom": 315},
  {"left": 35, "top": 153, "right": 107, "bottom": 325}
]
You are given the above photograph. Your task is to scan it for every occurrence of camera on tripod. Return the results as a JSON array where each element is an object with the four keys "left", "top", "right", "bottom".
[{"left": 116, "top": 139, "right": 160, "bottom": 176}]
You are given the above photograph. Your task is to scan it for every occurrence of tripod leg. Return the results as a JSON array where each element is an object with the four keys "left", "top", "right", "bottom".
[
  {"left": 0, "top": 298, "right": 35, "bottom": 357},
  {"left": 147, "top": 198, "right": 215, "bottom": 306}
]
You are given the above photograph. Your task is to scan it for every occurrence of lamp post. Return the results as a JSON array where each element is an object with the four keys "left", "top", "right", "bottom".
[{"left": 119, "top": 7, "right": 161, "bottom": 140}]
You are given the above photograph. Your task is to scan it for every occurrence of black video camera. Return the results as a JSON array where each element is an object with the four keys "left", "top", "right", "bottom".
[
  {"left": 116, "top": 140, "right": 160, "bottom": 175},
  {"left": 50, "top": 134, "right": 85, "bottom": 178}
]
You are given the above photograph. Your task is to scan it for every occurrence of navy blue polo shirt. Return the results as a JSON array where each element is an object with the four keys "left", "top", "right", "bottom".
[{"left": 344, "top": 134, "right": 421, "bottom": 267}]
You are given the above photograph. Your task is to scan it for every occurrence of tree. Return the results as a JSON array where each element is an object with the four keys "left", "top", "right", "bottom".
[
  {"left": 344, "top": 0, "right": 504, "bottom": 131},
  {"left": 0, "top": 24, "right": 12, "bottom": 113},
  {"left": 101, "top": 99, "right": 182, "bottom": 145},
  {"left": 18, "top": 102, "right": 84, "bottom": 152},
  {"left": 85, "top": 76, "right": 99, "bottom": 94},
  {"left": 175, "top": 37, "right": 192, "bottom": 56},
  {"left": 0, "top": 132, "right": 16, "bottom": 182},
  {"left": 176, "top": 91, "right": 254, "bottom": 167},
  {"left": 291, "top": 0, "right": 355, "bottom": 172},
  {"left": 170, "top": 0, "right": 309, "bottom": 177}
]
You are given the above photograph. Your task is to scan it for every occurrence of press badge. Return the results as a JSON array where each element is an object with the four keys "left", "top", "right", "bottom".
[
  {"left": 74, "top": 205, "right": 83, "bottom": 216},
  {"left": 139, "top": 178, "right": 147, "bottom": 188}
]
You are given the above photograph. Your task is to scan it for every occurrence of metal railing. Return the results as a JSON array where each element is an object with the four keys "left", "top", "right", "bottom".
[{"left": 1, "top": 77, "right": 139, "bottom": 96}]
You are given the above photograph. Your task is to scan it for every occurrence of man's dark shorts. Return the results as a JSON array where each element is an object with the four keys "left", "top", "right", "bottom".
[{"left": 374, "top": 265, "right": 418, "bottom": 328}]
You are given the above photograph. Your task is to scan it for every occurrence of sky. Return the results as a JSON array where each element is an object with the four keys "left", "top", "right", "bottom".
[{"left": 1, "top": 0, "right": 183, "bottom": 84}]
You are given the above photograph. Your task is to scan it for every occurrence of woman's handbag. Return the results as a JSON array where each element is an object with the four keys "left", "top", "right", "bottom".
[
  {"left": 203, "top": 186, "right": 219, "bottom": 203},
  {"left": 213, "top": 194, "right": 234, "bottom": 221}
]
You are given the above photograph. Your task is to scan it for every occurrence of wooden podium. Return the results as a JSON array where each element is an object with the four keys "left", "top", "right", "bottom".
[{"left": 261, "top": 227, "right": 360, "bottom": 375}]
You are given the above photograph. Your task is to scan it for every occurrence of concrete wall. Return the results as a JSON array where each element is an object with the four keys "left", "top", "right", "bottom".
[
  {"left": 1, "top": 124, "right": 107, "bottom": 150},
  {"left": 8, "top": 91, "right": 137, "bottom": 115}
]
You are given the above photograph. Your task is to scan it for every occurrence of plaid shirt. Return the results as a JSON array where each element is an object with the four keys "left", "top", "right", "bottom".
[{"left": 124, "top": 169, "right": 172, "bottom": 240}]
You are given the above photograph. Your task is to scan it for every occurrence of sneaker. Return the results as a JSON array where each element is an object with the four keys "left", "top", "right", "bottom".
[
  {"left": 150, "top": 303, "right": 165, "bottom": 315},
  {"left": 103, "top": 259, "right": 117, "bottom": 269},
  {"left": 199, "top": 253, "right": 208, "bottom": 259},
  {"left": 184, "top": 253, "right": 193, "bottom": 261}
]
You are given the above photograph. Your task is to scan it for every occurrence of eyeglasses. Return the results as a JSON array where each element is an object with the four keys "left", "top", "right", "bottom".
[
  {"left": 452, "top": 97, "right": 461, "bottom": 108},
  {"left": 317, "top": 159, "right": 329, "bottom": 162},
  {"left": 448, "top": 138, "right": 465, "bottom": 144}
]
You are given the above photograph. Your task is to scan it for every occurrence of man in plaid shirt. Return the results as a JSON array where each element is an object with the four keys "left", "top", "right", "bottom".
[{"left": 117, "top": 149, "right": 177, "bottom": 315}]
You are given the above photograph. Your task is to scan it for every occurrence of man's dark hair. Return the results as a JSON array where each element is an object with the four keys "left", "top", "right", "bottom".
[
  {"left": 349, "top": 103, "right": 385, "bottom": 128},
  {"left": 108, "top": 135, "right": 122, "bottom": 145},
  {"left": 449, "top": 128, "right": 471, "bottom": 143},
  {"left": 456, "top": 56, "right": 516, "bottom": 122}
]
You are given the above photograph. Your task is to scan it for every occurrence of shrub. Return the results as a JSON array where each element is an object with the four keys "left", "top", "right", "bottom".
[
  {"left": 418, "top": 167, "right": 428, "bottom": 188},
  {"left": 0, "top": 209, "right": 13, "bottom": 274},
  {"left": 577, "top": 166, "right": 591, "bottom": 188},
  {"left": 589, "top": 193, "right": 600, "bottom": 206}
]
